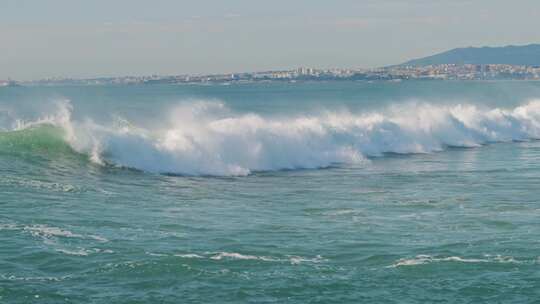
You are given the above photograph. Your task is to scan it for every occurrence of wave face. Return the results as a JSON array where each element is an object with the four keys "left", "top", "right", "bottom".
[
  {"left": 4, "top": 99, "right": 540, "bottom": 176},
  {"left": 0, "top": 125, "right": 72, "bottom": 155}
]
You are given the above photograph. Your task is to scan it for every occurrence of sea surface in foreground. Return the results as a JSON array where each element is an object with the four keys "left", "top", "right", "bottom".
[{"left": 1, "top": 81, "right": 540, "bottom": 303}]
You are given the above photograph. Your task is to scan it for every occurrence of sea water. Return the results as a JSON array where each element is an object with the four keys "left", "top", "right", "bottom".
[{"left": 1, "top": 81, "right": 540, "bottom": 303}]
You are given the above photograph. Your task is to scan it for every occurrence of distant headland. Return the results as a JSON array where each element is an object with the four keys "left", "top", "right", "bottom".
[{"left": 401, "top": 44, "right": 540, "bottom": 67}]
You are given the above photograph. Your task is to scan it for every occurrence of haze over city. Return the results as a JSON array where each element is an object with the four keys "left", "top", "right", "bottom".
[{"left": 2, "top": 0, "right": 540, "bottom": 80}]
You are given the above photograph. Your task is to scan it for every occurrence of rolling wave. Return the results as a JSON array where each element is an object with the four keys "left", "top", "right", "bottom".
[
  {"left": 0, "top": 124, "right": 74, "bottom": 155},
  {"left": 3, "top": 99, "right": 540, "bottom": 176}
]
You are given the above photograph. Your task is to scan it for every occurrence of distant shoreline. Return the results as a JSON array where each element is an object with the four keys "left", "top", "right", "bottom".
[
  {"left": 6, "top": 63, "right": 540, "bottom": 87},
  {"left": 7, "top": 79, "right": 540, "bottom": 88}
]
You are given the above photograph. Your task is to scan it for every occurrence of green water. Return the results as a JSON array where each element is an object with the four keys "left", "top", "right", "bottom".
[{"left": 1, "top": 81, "right": 540, "bottom": 303}]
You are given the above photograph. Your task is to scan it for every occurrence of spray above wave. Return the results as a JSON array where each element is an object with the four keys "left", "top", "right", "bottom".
[{"left": 4, "top": 99, "right": 540, "bottom": 176}]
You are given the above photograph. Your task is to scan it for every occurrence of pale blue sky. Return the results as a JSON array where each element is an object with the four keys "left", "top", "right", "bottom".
[{"left": 1, "top": 0, "right": 540, "bottom": 80}]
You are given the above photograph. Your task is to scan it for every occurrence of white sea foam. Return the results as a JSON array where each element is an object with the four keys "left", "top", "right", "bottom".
[
  {"left": 24, "top": 225, "right": 86, "bottom": 239},
  {"left": 146, "top": 252, "right": 169, "bottom": 257},
  {"left": 9, "top": 99, "right": 540, "bottom": 176},
  {"left": 8, "top": 222, "right": 111, "bottom": 256},
  {"left": 172, "top": 252, "right": 324, "bottom": 264},
  {"left": 209, "top": 252, "right": 277, "bottom": 261},
  {"left": 174, "top": 253, "right": 205, "bottom": 259},
  {"left": 0, "top": 177, "right": 79, "bottom": 193},
  {"left": 1, "top": 274, "right": 71, "bottom": 282},
  {"left": 56, "top": 248, "right": 91, "bottom": 256},
  {"left": 389, "top": 254, "right": 521, "bottom": 268},
  {"left": 288, "top": 254, "right": 326, "bottom": 265},
  {"left": 55, "top": 247, "right": 114, "bottom": 256},
  {"left": 11, "top": 224, "right": 110, "bottom": 243}
]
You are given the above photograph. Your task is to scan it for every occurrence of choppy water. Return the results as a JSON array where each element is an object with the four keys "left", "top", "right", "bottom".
[{"left": 1, "top": 81, "right": 540, "bottom": 303}]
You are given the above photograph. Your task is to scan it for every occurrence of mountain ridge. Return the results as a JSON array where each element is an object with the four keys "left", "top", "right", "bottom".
[{"left": 401, "top": 44, "right": 540, "bottom": 66}]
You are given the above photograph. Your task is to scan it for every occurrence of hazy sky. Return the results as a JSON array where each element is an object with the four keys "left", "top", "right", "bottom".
[{"left": 1, "top": 0, "right": 540, "bottom": 80}]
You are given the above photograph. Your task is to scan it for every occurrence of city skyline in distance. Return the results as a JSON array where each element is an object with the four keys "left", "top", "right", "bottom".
[{"left": 5, "top": 43, "right": 540, "bottom": 84}]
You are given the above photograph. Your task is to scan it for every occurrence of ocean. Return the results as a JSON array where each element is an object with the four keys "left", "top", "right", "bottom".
[{"left": 1, "top": 81, "right": 540, "bottom": 303}]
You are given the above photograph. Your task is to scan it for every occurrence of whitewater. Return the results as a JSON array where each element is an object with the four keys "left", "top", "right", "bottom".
[{"left": 4, "top": 98, "right": 540, "bottom": 176}]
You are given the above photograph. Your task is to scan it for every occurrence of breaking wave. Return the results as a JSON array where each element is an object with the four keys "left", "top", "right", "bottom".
[{"left": 3, "top": 99, "right": 540, "bottom": 176}]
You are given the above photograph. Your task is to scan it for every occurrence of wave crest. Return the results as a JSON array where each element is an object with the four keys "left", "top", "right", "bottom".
[{"left": 4, "top": 99, "right": 540, "bottom": 176}]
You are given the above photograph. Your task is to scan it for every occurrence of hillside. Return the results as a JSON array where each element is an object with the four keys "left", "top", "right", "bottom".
[{"left": 402, "top": 44, "right": 540, "bottom": 66}]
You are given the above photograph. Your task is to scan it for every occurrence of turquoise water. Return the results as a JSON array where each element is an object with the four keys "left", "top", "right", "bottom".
[{"left": 2, "top": 81, "right": 540, "bottom": 303}]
